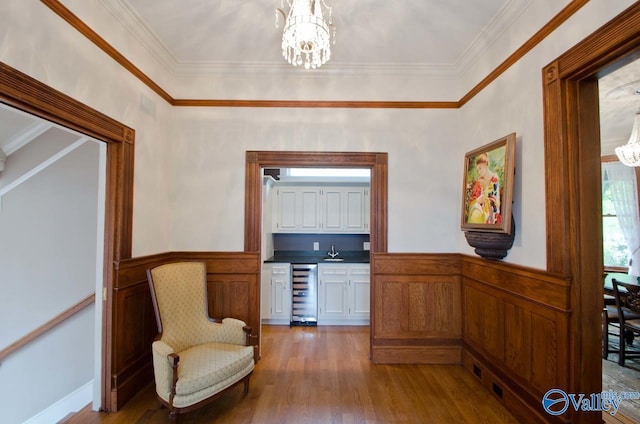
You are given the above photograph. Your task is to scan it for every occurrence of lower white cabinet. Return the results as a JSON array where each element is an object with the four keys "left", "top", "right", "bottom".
[
  {"left": 318, "top": 263, "right": 370, "bottom": 325},
  {"left": 262, "top": 263, "right": 291, "bottom": 325}
]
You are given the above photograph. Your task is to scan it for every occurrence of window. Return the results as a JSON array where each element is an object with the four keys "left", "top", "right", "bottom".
[
  {"left": 602, "top": 160, "right": 640, "bottom": 269},
  {"left": 287, "top": 168, "right": 370, "bottom": 178}
]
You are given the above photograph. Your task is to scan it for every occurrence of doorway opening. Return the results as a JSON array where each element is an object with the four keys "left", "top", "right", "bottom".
[
  {"left": 0, "top": 62, "right": 135, "bottom": 413},
  {"left": 598, "top": 57, "right": 640, "bottom": 422},
  {"left": 244, "top": 151, "right": 388, "bottom": 354}
]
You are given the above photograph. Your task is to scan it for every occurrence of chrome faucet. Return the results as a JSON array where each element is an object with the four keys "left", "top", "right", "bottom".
[{"left": 328, "top": 245, "right": 339, "bottom": 258}]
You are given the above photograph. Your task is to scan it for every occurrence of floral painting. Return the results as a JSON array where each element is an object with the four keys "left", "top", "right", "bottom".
[{"left": 461, "top": 133, "right": 516, "bottom": 234}]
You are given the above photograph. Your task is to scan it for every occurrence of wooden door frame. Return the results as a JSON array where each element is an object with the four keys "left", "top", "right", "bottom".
[
  {"left": 244, "top": 151, "right": 388, "bottom": 356},
  {"left": 0, "top": 62, "right": 135, "bottom": 411},
  {"left": 542, "top": 3, "right": 640, "bottom": 422},
  {"left": 244, "top": 151, "right": 388, "bottom": 253}
]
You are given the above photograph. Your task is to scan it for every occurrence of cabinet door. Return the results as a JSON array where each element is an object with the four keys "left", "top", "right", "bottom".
[
  {"left": 318, "top": 264, "right": 348, "bottom": 318},
  {"left": 276, "top": 189, "right": 298, "bottom": 231},
  {"left": 270, "top": 264, "right": 291, "bottom": 318},
  {"left": 274, "top": 187, "right": 321, "bottom": 232},
  {"left": 344, "top": 188, "right": 366, "bottom": 232},
  {"left": 322, "top": 188, "right": 368, "bottom": 233},
  {"left": 299, "top": 188, "right": 321, "bottom": 231},
  {"left": 261, "top": 265, "right": 272, "bottom": 319},
  {"left": 323, "top": 188, "right": 344, "bottom": 231},
  {"left": 349, "top": 265, "right": 370, "bottom": 318}
]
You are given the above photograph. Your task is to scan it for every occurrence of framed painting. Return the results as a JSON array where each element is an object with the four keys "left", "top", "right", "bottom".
[{"left": 461, "top": 133, "right": 516, "bottom": 234}]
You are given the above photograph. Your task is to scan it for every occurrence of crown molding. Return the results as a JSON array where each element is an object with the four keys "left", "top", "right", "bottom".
[{"left": 42, "top": 0, "right": 589, "bottom": 108}]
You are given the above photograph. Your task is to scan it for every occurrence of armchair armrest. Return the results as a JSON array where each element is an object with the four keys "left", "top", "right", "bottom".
[
  {"left": 243, "top": 325, "right": 260, "bottom": 363},
  {"left": 152, "top": 341, "right": 178, "bottom": 401},
  {"left": 207, "top": 317, "right": 252, "bottom": 346}
]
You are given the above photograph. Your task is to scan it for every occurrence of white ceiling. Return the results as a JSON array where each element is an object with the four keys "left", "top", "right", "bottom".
[{"left": 103, "top": 0, "right": 524, "bottom": 74}]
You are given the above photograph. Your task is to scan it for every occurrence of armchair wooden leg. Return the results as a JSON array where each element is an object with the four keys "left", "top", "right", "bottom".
[{"left": 244, "top": 375, "right": 250, "bottom": 396}]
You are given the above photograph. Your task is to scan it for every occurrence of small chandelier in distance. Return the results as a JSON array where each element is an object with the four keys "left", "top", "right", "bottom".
[
  {"left": 615, "top": 111, "right": 640, "bottom": 167},
  {"left": 275, "top": 0, "right": 336, "bottom": 70}
]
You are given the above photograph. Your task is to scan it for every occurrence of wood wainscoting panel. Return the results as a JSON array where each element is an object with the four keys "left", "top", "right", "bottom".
[
  {"left": 371, "top": 253, "right": 462, "bottom": 364},
  {"left": 463, "top": 282, "right": 503, "bottom": 361},
  {"left": 112, "top": 253, "right": 171, "bottom": 411},
  {"left": 461, "top": 255, "right": 570, "bottom": 422},
  {"left": 207, "top": 275, "right": 254, "bottom": 323},
  {"left": 111, "top": 251, "right": 260, "bottom": 411}
]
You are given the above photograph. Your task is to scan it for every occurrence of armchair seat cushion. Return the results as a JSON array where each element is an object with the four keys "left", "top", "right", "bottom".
[{"left": 172, "top": 342, "right": 255, "bottom": 407}]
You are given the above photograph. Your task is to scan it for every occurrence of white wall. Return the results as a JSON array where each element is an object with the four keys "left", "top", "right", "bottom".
[
  {"left": 168, "top": 107, "right": 462, "bottom": 253},
  {"left": 0, "top": 0, "right": 175, "bottom": 257},
  {"left": 0, "top": 138, "right": 100, "bottom": 424},
  {"left": 458, "top": 0, "right": 636, "bottom": 269}
]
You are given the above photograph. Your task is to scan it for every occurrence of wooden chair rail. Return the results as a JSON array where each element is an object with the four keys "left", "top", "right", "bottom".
[{"left": 0, "top": 293, "right": 95, "bottom": 363}]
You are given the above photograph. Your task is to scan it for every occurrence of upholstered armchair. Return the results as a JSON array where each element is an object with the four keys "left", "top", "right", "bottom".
[{"left": 147, "top": 261, "right": 257, "bottom": 422}]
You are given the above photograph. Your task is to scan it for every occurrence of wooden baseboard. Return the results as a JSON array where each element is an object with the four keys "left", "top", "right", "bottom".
[
  {"left": 462, "top": 349, "right": 565, "bottom": 424},
  {"left": 372, "top": 346, "right": 461, "bottom": 364},
  {"left": 110, "top": 361, "right": 154, "bottom": 411}
]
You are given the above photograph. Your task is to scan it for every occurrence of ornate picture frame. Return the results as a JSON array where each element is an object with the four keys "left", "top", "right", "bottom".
[{"left": 461, "top": 133, "right": 516, "bottom": 234}]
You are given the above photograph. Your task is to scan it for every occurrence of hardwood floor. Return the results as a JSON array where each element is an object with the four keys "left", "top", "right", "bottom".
[
  {"left": 602, "top": 329, "right": 640, "bottom": 424},
  {"left": 68, "top": 325, "right": 517, "bottom": 423}
]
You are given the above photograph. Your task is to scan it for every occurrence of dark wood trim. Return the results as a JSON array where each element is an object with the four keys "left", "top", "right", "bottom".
[
  {"left": 172, "top": 99, "right": 459, "bottom": 109},
  {"left": 458, "top": 0, "right": 590, "bottom": 107},
  {"left": 0, "top": 61, "right": 135, "bottom": 412},
  {"left": 462, "top": 255, "right": 571, "bottom": 312},
  {"left": 39, "top": 0, "right": 173, "bottom": 104},
  {"left": 244, "top": 151, "right": 388, "bottom": 253},
  {"left": 40, "top": 0, "right": 588, "bottom": 110},
  {"left": 542, "top": 3, "right": 640, "bottom": 423},
  {"left": 0, "top": 294, "right": 95, "bottom": 363}
]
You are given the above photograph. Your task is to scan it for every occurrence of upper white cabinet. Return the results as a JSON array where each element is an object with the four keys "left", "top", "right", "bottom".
[
  {"left": 273, "top": 186, "right": 322, "bottom": 232},
  {"left": 323, "top": 187, "right": 369, "bottom": 233},
  {"left": 273, "top": 185, "right": 369, "bottom": 234}
]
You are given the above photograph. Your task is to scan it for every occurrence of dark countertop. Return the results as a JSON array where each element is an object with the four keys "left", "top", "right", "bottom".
[{"left": 264, "top": 250, "right": 370, "bottom": 264}]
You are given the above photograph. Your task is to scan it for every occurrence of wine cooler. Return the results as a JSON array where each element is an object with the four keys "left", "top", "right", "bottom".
[{"left": 290, "top": 264, "right": 318, "bottom": 326}]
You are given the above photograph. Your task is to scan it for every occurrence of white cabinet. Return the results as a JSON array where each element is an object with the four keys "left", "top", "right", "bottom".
[
  {"left": 323, "top": 187, "right": 369, "bottom": 233},
  {"left": 273, "top": 187, "right": 322, "bottom": 232},
  {"left": 348, "top": 265, "right": 371, "bottom": 319},
  {"left": 318, "top": 264, "right": 349, "bottom": 320},
  {"left": 262, "top": 263, "right": 291, "bottom": 325},
  {"left": 273, "top": 185, "right": 369, "bottom": 234},
  {"left": 318, "top": 263, "right": 370, "bottom": 325}
]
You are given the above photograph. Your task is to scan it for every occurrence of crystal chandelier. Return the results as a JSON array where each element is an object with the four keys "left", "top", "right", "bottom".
[
  {"left": 275, "top": 0, "right": 335, "bottom": 70},
  {"left": 615, "top": 111, "right": 640, "bottom": 167}
]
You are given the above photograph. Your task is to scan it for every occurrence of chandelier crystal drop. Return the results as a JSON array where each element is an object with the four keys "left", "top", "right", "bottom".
[
  {"left": 615, "top": 112, "right": 640, "bottom": 167},
  {"left": 275, "top": 0, "right": 335, "bottom": 70}
]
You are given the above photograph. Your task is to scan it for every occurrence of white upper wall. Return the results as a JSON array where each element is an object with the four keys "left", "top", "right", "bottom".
[
  {"left": 0, "top": 0, "right": 175, "bottom": 256},
  {"left": 458, "top": 0, "right": 636, "bottom": 269},
  {"left": 168, "top": 107, "right": 462, "bottom": 253},
  {"left": 1, "top": 0, "right": 637, "bottom": 262}
]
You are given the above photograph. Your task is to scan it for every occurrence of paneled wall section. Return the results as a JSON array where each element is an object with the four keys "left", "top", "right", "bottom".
[
  {"left": 111, "top": 251, "right": 260, "bottom": 411},
  {"left": 111, "top": 251, "right": 570, "bottom": 424},
  {"left": 371, "top": 253, "right": 462, "bottom": 364}
]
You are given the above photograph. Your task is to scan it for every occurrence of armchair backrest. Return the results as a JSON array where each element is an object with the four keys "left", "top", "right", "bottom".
[{"left": 147, "top": 261, "right": 213, "bottom": 352}]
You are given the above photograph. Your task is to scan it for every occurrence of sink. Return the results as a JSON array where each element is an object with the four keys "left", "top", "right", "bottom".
[{"left": 324, "top": 258, "right": 344, "bottom": 262}]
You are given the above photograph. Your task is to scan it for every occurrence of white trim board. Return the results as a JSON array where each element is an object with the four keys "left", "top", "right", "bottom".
[{"left": 23, "top": 380, "right": 93, "bottom": 424}]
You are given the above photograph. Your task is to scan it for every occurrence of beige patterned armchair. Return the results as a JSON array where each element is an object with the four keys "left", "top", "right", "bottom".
[{"left": 147, "top": 261, "right": 257, "bottom": 423}]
